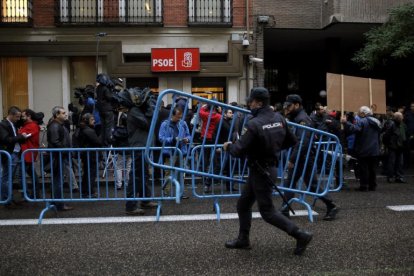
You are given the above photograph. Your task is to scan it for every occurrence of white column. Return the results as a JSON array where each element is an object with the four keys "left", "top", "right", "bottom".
[
  {"left": 227, "top": 77, "right": 239, "bottom": 104},
  {"left": 182, "top": 77, "right": 191, "bottom": 93},
  {"left": 158, "top": 77, "right": 169, "bottom": 105},
  {"left": 28, "top": 57, "right": 34, "bottom": 108},
  {"left": 62, "top": 57, "right": 70, "bottom": 110}
]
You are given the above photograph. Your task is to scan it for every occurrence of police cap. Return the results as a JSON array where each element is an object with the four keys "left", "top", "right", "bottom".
[
  {"left": 284, "top": 94, "right": 302, "bottom": 108},
  {"left": 247, "top": 87, "right": 270, "bottom": 104}
]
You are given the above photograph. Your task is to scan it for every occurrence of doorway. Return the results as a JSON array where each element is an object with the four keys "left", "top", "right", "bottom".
[{"left": 0, "top": 57, "right": 28, "bottom": 117}]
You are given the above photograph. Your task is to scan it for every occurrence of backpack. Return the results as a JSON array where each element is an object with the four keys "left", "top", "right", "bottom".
[{"left": 71, "top": 128, "right": 82, "bottom": 148}]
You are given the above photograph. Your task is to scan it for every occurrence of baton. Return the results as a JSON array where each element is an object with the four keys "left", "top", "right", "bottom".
[{"left": 253, "top": 160, "right": 295, "bottom": 215}]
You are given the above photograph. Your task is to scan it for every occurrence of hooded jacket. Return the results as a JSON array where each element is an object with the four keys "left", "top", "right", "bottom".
[
  {"left": 96, "top": 84, "right": 114, "bottom": 113},
  {"left": 127, "top": 105, "right": 151, "bottom": 147}
]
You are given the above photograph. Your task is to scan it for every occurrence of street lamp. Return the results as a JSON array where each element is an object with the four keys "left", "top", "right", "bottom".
[{"left": 95, "top": 32, "right": 107, "bottom": 75}]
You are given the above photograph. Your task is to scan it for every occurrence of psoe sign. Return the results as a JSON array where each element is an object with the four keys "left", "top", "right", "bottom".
[{"left": 151, "top": 48, "right": 200, "bottom": 72}]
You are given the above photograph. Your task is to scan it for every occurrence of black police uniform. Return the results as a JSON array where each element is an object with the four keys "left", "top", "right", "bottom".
[
  {"left": 225, "top": 95, "right": 312, "bottom": 254},
  {"left": 284, "top": 107, "right": 337, "bottom": 220}
]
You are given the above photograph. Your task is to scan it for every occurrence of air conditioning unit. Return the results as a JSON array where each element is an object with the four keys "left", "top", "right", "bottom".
[{"left": 257, "top": 16, "right": 269, "bottom": 24}]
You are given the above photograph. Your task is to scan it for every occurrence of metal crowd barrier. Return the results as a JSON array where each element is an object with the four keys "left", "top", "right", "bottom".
[
  {"left": 145, "top": 89, "right": 343, "bottom": 222},
  {"left": 0, "top": 150, "right": 12, "bottom": 205},
  {"left": 21, "top": 147, "right": 183, "bottom": 224},
  {"left": 280, "top": 122, "right": 344, "bottom": 221}
]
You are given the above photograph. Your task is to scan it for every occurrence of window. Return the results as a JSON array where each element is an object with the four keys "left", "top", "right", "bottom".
[
  {"left": 0, "top": 57, "right": 28, "bottom": 117},
  {"left": 1, "top": 0, "right": 32, "bottom": 23},
  {"left": 58, "top": 0, "right": 162, "bottom": 24},
  {"left": 60, "top": 0, "right": 102, "bottom": 23},
  {"left": 119, "top": 0, "right": 162, "bottom": 23},
  {"left": 191, "top": 77, "right": 226, "bottom": 108},
  {"left": 188, "top": 0, "right": 232, "bottom": 24}
]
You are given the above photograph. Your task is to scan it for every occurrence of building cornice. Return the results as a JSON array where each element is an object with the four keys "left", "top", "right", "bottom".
[{"left": 0, "top": 40, "right": 254, "bottom": 77}]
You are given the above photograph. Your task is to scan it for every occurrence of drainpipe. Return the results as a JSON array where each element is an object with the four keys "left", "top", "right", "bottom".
[
  {"left": 245, "top": 0, "right": 249, "bottom": 36},
  {"left": 245, "top": 0, "right": 250, "bottom": 99}
]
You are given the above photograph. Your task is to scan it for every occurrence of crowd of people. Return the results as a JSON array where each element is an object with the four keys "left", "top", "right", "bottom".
[{"left": 1, "top": 74, "right": 413, "bottom": 221}]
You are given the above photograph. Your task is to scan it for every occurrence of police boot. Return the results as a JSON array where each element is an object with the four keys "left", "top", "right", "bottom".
[
  {"left": 225, "top": 234, "right": 251, "bottom": 250},
  {"left": 292, "top": 229, "right": 313, "bottom": 255}
]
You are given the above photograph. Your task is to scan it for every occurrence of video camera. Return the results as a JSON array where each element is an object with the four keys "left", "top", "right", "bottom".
[{"left": 73, "top": 85, "right": 95, "bottom": 106}]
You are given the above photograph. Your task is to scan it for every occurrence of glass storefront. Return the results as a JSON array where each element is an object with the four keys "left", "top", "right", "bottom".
[{"left": 191, "top": 77, "right": 226, "bottom": 108}]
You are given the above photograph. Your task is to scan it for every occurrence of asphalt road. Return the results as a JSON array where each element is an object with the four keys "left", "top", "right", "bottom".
[{"left": 0, "top": 176, "right": 413, "bottom": 275}]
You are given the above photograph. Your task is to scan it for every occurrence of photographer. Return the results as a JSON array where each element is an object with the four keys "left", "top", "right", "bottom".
[
  {"left": 112, "top": 90, "right": 133, "bottom": 190},
  {"left": 117, "top": 87, "right": 158, "bottom": 215},
  {"left": 96, "top": 74, "right": 115, "bottom": 146}
]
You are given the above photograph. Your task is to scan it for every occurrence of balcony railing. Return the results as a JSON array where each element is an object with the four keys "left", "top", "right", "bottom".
[
  {"left": 0, "top": 0, "right": 33, "bottom": 25},
  {"left": 56, "top": 0, "right": 163, "bottom": 25},
  {"left": 188, "top": 0, "right": 232, "bottom": 26}
]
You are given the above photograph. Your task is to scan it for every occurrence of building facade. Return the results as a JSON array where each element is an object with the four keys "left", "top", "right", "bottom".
[
  {"left": 2, "top": 0, "right": 414, "bottom": 118},
  {"left": 251, "top": 0, "right": 414, "bottom": 109},
  {"left": 0, "top": 0, "right": 255, "bottom": 117}
]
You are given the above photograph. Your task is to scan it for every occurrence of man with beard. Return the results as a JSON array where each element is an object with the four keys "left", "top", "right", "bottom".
[
  {"left": 19, "top": 109, "right": 43, "bottom": 198},
  {"left": 282, "top": 94, "right": 339, "bottom": 221}
]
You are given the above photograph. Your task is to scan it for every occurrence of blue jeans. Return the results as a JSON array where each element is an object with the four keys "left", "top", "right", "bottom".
[{"left": 1, "top": 152, "right": 20, "bottom": 202}]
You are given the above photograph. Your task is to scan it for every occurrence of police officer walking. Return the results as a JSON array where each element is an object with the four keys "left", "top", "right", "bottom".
[
  {"left": 223, "top": 87, "right": 313, "bottom": 255},
  {"left": 282, "top": 94, "right": 339, "bottom": 221}
]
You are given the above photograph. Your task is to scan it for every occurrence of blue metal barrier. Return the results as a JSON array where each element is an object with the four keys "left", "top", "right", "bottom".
[
  {"left": 145, "top": 89, "right": 343, "bottom": 222},
  {"left": 0, "top": 150, "right": 12, "bottom": 205},
  {"left": 21, "top": 147, "right": 182, "bottom": 224}
]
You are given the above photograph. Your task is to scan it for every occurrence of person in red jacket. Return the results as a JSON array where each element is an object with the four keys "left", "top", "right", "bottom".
[
  {"left": 199, "top": 104, "right": 222, "bottom": 142},
  {"left": 19, "top": 109, "right": 43, "bottom": 198},
  {"left": 198, "top": 103, "right": 222, "bottom": 193}
]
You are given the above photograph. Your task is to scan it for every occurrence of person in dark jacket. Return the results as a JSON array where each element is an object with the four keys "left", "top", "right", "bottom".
[
  {"left": 282, "top": 94, "right": 339, "bottom": 221},
  {"left": 215, "top": 109, "right": 238, "bottom": 192},
  {"left": 310, "top": 104, "right": 329, "bottom": 132},
  {"left": 341, "top": 106, "right": 382, "bottom": 191},
  {"left": 79, "top": 113, "right": 102, "bottom": 197},
  {"left": 47, "top": 106, "right": 73, "bottom": 211},
  {"left": 95, "top": 74, "right": 114, "bottom": 146},
  {"left": 125, "top": 89, "right": 158, "bottom": 215},
  {"left": 223, "top": 87, "right": 313, "bottom": 256},
  {"left": 0, "top": 106, "right": 28, "bottom": 204},
  {"left": 403, "top": 102, "right": 414, "bottom": 168},
  {"left": 382, "top": 112, "right": 408, "bottom": 183}
]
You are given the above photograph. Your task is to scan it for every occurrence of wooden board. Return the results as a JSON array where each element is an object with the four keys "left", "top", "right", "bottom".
[{"left": 326, "top": 73, "right": 386, "bottom": 114}]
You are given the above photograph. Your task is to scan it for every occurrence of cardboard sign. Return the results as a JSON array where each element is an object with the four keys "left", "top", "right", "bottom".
[
  {"left": 326, "top": 73, "right": 386, "bottom": 114},
  {"left": 151, "top": 48, "right": 200, "bottom": 72}
]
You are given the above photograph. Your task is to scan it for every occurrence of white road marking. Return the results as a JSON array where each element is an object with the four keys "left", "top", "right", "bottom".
[
  {"left": 387, "top": 205, "right": 414, "bottom": 211},
  {"left": 0, "top": 210, "right": 317, "bottom": 226}
]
